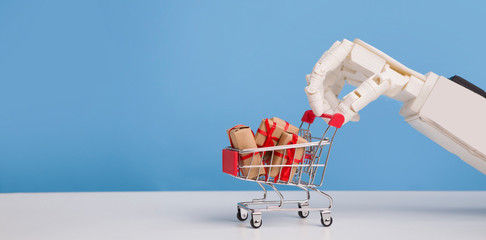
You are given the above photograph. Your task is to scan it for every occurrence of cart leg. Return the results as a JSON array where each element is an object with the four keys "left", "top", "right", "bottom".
[
  {"left": 265, "top": 183, "right": 284, "bottom": 207},
  {"left": 296, "top": 185, "right": 311, "bottom": 203},
  {"left": 309, "top": 186, "right": 333, "bottom": 209},
  {"left": 251, "top": 182, "right": 267, "bottom": 203}
]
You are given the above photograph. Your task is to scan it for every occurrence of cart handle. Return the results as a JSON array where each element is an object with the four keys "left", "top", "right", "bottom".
[{"left": 301, "top": 110, "right": 345, "bottom": 128}]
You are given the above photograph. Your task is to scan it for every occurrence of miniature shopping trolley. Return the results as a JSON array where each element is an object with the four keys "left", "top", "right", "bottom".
[{"left": 222, "top": 110, "right": 344, "bottom": 228}]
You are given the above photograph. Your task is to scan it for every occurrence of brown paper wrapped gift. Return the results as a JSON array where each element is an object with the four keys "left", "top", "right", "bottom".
[
  {"left": 255, "top": 117, "right": 300, "bottom": 162},
  {"left": 255, "top": 117, "right": 299, "bottom": 147},
  {"left": 271, "top": 117, "right": 299, "bottom": 135},
  {"left": 267, "top": 131, "right": 307, "bottom": 181},
  {"left": 227, "top": 125, "right": 265, "bottom": 179}
]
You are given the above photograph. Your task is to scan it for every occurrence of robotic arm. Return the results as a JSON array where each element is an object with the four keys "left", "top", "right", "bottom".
[{"left": 305, "top": 39, "right": 486, "bottom": 174}]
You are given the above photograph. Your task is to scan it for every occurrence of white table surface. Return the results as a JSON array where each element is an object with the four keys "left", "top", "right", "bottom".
[{"left": 0, "top": 191, "right": 485, "bottom": 240}]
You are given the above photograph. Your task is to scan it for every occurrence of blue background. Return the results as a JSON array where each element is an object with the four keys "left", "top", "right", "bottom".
[{"left": 1, "top": 0, "right": 485, "bottom": 192}]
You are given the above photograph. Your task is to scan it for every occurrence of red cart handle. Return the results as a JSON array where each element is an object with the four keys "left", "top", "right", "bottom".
[{"left": 301, "top": 110, "right": 345, "bottom": 128}]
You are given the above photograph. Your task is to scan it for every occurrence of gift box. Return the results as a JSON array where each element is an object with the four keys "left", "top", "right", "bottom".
[
  {"left": 255, "top": 117, "right": 300, "bottom": 163},
  {"left": 255, "top": 117, "right": 299, "bottom": 148},
  {"left": 267, "top": 131, "right": 307, "bottom": 182},
  {"left": 227, "top": 125, "right": 266, "bottom": 179}
]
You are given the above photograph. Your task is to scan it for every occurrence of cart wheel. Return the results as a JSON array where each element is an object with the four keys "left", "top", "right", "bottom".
[
  {"left": 321, "top": 216, "right": 333, "bottom": 227},
  {"left": 250, "top": 217, "right": 262, "bottom": 229},
  {"left": 237, "top": 208, "right": 248, "bottom": 221},
  {"left": 297, "top": 203, "right": 309, "bottom": 218},
  {"left": 298, "top": 210, "right": 309, "bottom": 218}
]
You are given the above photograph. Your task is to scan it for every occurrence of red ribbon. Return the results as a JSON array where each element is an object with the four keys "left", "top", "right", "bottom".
[
  {"left": 256, "top": 119, "right": 280, "bottom": 179},
  {"left": 283, "top": 121, "right": 289, "bottom": 131},
  {"left": 274, "top": 133, "right": 303, "bottom": 182}
]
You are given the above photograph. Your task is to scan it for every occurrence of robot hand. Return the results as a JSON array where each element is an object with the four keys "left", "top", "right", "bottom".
[
  {"left": 305, "top": 39, "right": 426, "bottom": 124},
  {"left": 304, "top": 38, "right": 486, "bottom": 175}
]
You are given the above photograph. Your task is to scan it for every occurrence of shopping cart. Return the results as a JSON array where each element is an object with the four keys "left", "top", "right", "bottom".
[{"left": 222, "top": 110, "right": 344, "bottom": 228}]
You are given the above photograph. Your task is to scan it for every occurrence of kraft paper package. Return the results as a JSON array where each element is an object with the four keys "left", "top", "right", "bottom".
[
  {"left": 268, "top": 131, "right": 307, "bottom": 182},
  {"left": 255, "top": 117, "right": 299, "bottom": 147},
  {"left": 227, "top": 125, "right": 266, "bottom": 179},
  {"left": 255, "top": 117, "right": 300, "bottom": 162}
]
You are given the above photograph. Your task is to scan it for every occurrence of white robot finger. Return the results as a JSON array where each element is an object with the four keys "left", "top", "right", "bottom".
[
  {"left": 311, "top": 39, "right": 354, "bottom": 77},
  {"left": 336, "top": 74, "right": 388, "bottom": 123}
]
